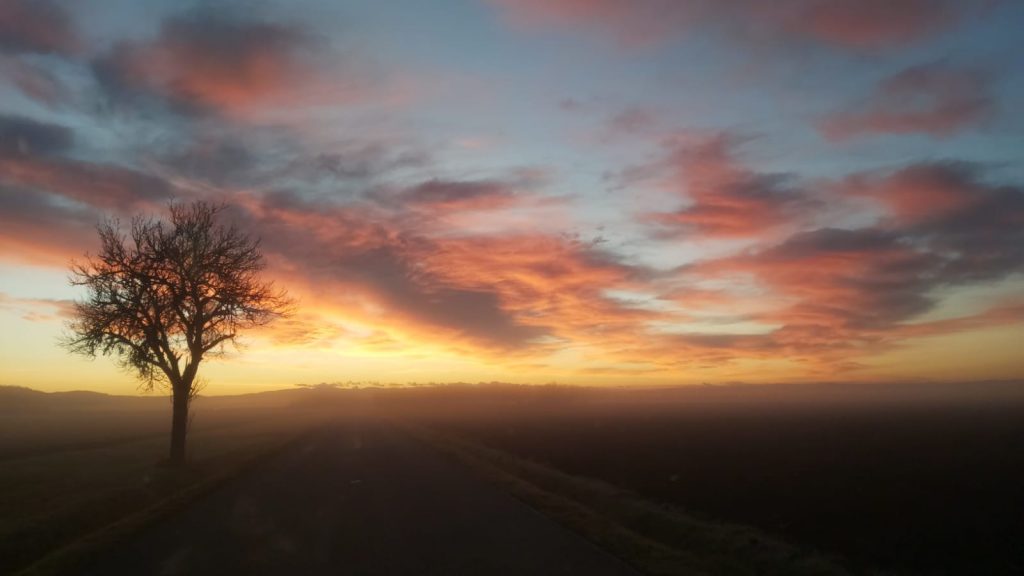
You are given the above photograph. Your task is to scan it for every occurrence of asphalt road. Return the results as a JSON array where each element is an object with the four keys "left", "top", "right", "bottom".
[{"left": 79, "top": 422, "right": 638, "bottom": 575}]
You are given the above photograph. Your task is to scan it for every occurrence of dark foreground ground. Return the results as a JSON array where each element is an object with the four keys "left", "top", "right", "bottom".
[
  {"left": 7, "top": 382, "right": 1024, "bottom": 576},
  {"left": 78, "top": 422, "right": 637, "bottom": 576},
  {"left": 411, "top": 383, "right": 1024, "bottom": 575}
]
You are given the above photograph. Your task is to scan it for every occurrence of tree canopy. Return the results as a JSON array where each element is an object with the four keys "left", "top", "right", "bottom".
[{"left": 65, "top": 201, "right": 290, "bottom": 463}]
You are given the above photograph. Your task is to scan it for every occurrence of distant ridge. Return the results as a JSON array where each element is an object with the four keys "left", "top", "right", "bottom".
[{"left": 3, "top": 379, "right": 1023, "bottom": 414}]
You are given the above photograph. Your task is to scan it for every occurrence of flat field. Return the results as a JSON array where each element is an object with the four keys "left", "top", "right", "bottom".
[
  {"left": 4, "top": 382, "right": 1022, "bottom": 576},
  {"left": 0, "top": 387, "right": 342, "bottom": 575},
  {"left": 399, "top": 382, "right": 1024, "bottom": 575}
]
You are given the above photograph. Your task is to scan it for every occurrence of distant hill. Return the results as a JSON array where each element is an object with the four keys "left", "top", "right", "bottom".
[
  {"left": 0, "top": 385, "right": 164, "bottom": 413},
  {"left": 4, "top": 379, "right": 1023, "bottom": 416},
  {"left": 0, "top": 384, "right": 358, "bottom": 414}
]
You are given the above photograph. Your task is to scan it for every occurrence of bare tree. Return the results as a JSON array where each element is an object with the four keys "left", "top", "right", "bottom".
[{"left": 65, "top": 201, "right": 290, "bottom": 466}]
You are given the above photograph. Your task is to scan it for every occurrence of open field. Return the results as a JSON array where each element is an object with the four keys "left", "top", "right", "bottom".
[
  {"left": 4, "top": 382, "right": 1023, "bottom": 575},
  {"left": 397, "top": 382, "right": 1024, "bottom": 575},
  {"left": 408, "top": 423, "right": 851, "bottom": 576},
  {"left": 0, "top": 386, "right": 348, "bottom": 575}
]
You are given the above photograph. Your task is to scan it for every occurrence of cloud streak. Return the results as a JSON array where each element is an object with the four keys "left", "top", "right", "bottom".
[
  {"left": 673, "top": 161, "right": 1024, "bottom": 366},
  {"left": 232, "top": 189, "right": 647, "bottom": 354},
  {"left": 93, "top": 6, "right": 377, "bottom": 119},
  {"left": 643, "top": 134, "right": 817, "bottom": 238},
  {"left": 491, "top": 0, "right": 976, "bottom": 50},
  {"left": 820, "top": 63, "right": 994, "bottom": 141},
  {"left": 0, "top": 0, "right": 79, "bottom": 56}
]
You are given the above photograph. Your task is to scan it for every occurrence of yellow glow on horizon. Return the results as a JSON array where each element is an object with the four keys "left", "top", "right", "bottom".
[
  {"left": 858, "top": 324, "right": 1024, "bottom": 383},
  {"left": 3, "top": 265, "right": 1022, "bottom": 396}
]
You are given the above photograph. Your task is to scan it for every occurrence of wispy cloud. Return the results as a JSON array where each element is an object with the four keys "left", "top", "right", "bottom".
[
  {"left": 640, "top": 133, "right": 819, "bottom": 238},
  {"left": 490, "top": 0, "right": 977, "bottom": 50},
  {"left": 820, "top": 62, "right": 994, "bottom": 141},
  {"left": 0, "top": 0, "right": 79, "bottom": 56},
  {"left": 92, "top": 6, "right": 387, "bottom": 119}
]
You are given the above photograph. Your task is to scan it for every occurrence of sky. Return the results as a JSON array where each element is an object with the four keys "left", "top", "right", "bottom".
[{"left": 1, "top": 0, "right": 1023, "bottom": 394}]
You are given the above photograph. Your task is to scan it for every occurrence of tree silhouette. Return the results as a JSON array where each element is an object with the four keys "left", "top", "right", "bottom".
[{"left": 65, "top": 201, "right": 290, "bottom": 466}]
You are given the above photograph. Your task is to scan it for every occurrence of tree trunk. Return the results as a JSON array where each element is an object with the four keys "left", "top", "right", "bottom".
[{"left": 169, "top": 386, "right": 189, "bottom": 466}]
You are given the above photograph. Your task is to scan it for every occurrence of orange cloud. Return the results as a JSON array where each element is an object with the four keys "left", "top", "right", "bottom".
[
  {"left": 0, "top": 292, "right": 74, "bottom": 322},
  {"left": 0, "top": 185, "right": 97, "bottom": 265},
  {"left": 895, "top": 300, "right": 1024, "bottom": 339},
  {"left": 0, "top": 115, "right": 178, "bottom": 265},
  {"left": 271, "top": 157, "right": 1020, "bottom": 372},
  {"left": 227, "top": 187, "right": 657, "bottom": 363},
  {"left": 2, "top": 105, "right": 1019, "bottom": 380},
  {"left": 422, "top": 233, "right": 655, "bottom": 345}
]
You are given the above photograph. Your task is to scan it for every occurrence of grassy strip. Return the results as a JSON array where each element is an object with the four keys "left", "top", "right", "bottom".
[
  {"left": 14, "top": 431, "right": 308, "bottom": 576},
  {"left": 406, "top": 423, "right": 855, "bottom": 576}
]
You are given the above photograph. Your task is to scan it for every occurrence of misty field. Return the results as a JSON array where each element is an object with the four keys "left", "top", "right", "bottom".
[
  {"left": 0, "top": 387, "right": 342, "bottom": 575},
  {"left": 4, "top": 382, "right": 1024, "bottom": 576},
  {"left": 394, "top": 382, "right": 1024, "bottom": 575}
]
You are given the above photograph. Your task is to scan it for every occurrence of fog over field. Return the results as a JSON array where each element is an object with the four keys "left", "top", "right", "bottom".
[{"left": 4, "top": 381, "right": 1023, "bottom": 575}]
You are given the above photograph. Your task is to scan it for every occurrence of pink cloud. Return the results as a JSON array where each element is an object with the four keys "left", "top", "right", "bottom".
[
  {"left": 0, "top": 185, "right": 98, "bottom": 266},
  {"left": 0, "top": 292, "right": 74, "bottom": 323},
  {"left": 677, "top": 227, "right": 944, "bottom": 364},
  {"left": 644, "top": 133, "right": 815, "bottom": 238},
  {"left": 94, "top": 8, "right": 375, "bottom": 118},
  {"left": 0, "top": 116, "right": 177, "bottom": 264},
  {"left": 820, "top": 63, "right": 993, "bottom": 141},
  {"left": 231, "top": 190, "right": 649, "bottom": 355},
  {"left": 491, "top": 0, "right": 975, "bottom": 50},
  {"left": 0, "top": 0, "right": 79, "bottom": 55},
  {"left": 1, "top": 113, "right": 1018, "bottom": 377},
  {"left": 667, "top": 162, "right": 1024, "bottom": 365},
  {"left": 781, "top": 0, "right": 960, "bottom": 49},
  {"left": 838, "top": 162, "right": 986, "bottom": 224},
  {"left": 0, "top": 155, "right": 174, "bottom": 210},
  {"left": 0, "top": 57, "right": 70, "bottom": 107}
]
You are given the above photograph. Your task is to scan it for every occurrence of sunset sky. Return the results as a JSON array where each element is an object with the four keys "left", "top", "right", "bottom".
[{"left": 1, "top": 0, "right": 1023, "bottom": 394}]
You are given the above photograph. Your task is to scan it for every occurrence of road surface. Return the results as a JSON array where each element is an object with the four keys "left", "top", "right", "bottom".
[{"left": 79, "top": 422, "right": 639, "bottom": 575}]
